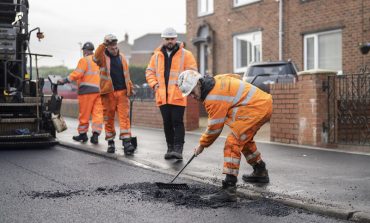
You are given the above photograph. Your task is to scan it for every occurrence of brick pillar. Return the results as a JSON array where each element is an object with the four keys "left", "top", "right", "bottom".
[
  {"left": 296, "top": 70, "right": 337, "bottom": 146},
  {"left": 184, "top": 96, "right": 200, "bottom": 130}
]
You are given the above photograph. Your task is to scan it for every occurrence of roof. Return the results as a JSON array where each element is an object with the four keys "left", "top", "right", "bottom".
[
  {"left": 132, "top": 33, "right": 186, "bottom": 52},
  {"left": 117, "top": 40, "right": 132, "bottom": 56}
]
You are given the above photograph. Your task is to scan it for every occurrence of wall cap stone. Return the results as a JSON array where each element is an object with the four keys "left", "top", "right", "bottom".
[{"left": 298, "top": 69, "right": 338, "bottom": 76}]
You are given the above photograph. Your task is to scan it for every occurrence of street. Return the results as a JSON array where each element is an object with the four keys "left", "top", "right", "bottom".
[{"left": 0, "top": 146, "right": 348, "bottom": 223}]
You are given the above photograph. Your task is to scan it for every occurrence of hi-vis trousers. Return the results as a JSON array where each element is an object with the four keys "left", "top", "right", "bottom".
[
  {"left": 77, "top": 93, "right": 103, "bottom": 135},
  {"left": 223, "top": 102, "right": 272, "bottom": 177},
  {"left": 101, "top": 90, "right": 131, "bottom": 141}
]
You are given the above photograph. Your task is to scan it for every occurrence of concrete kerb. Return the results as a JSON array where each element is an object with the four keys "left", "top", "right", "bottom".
[{"left": 59, "top": 141, "right": 370, "bottom": 223}]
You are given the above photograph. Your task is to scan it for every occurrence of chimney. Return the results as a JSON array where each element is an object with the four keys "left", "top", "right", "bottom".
[{"left": 124, "top": 33, "right": 129, "bottom": 43}]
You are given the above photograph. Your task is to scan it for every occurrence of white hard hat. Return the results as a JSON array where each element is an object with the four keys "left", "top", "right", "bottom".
[
  {"left": 178, "top": 70, "right": 202, "bottom": 97},
  {"left": 161, "top": 27, "right": 178, "bottom": 38},
  {"left": 104, "top": 34, "right": 118, "bottom": 43}
]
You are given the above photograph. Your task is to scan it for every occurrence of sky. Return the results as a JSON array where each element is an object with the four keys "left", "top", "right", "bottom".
[{"left": 28, "top": 0, "right": 186, "bottom": 68}]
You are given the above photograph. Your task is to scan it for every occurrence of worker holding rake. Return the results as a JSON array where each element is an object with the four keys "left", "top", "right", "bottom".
[{"left": 177, "top": 70, "right": 272, "bottom": 202}]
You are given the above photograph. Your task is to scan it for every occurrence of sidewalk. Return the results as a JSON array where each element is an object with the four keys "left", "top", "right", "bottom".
[{"left": 58, "top": 117, "right": 370, "bottom": 222}]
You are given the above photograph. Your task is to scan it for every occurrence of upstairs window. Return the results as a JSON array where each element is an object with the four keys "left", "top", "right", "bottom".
[
  {"left": 198, "top": 0, "right": 214, "bottom": 16},
  {"left": 304, "top": 30, "right": 342, "bottom": 71},
  {"left": 233, "top": 31, "right": 262, "bottom": 73}
]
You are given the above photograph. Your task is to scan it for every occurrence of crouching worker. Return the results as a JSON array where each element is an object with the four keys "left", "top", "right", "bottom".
[
  {"left": 58, "top": 42, "right": 103, "bottom": 144},
  {"left": 93, "top": 34, "right": 135, "bottom": 155},
  {"left": 177, "top": 70, "right": 272, "bottom": 202}
]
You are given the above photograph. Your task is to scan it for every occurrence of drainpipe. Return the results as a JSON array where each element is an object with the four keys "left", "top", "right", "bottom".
[{"left": 278, "top": 0, "right": 284, "bottom": 61}]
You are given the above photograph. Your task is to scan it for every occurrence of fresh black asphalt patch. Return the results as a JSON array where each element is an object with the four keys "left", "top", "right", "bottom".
[{"left": 23, "top": 182, "right": 303, "bottom": 217}]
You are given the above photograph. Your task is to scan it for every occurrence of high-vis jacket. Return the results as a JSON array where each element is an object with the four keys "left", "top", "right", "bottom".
[
  {"left": 67, "top": 55, "right": 100, "bottom": 95},
  {"left": 146, "top": 43, "right": 197, "bottom": 106},
  {"left": 200, "top": 74, "right": 273, "bottom": 147},
  {"left": 94, "top": 44, "right": 133, "bottom": 96}
]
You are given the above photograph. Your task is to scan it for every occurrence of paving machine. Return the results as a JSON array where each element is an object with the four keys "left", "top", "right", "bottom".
[{"left": 0, "top": 0, "right": 64, "bottom": 147}]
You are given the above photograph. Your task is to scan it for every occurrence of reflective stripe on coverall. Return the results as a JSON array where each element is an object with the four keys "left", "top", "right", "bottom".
[
  {"left": 93, "top": 44, "right": 133, "bottom": 140},
  {"left": 67, "top": 55, "right": 103, "bottom": 134},
  {"left": 200, "top": 74, "right": 273, "bottom": 176},
  {"left": 145, "top": 42, "right": 197, "bottom": 106}
]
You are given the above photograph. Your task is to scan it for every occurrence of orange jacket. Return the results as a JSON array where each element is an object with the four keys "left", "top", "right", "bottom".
[
  {"left": 200, "top": 74, "right": 273, "bottom": 147},
  {"left": 146, "top": 43, "right": 197, "bottom": 106},
  {"left": 67, "top": 55, "right": 100, "bottom": 95},
  {"left": 93, "top": 44, "right": 133, "bottom": 95}
]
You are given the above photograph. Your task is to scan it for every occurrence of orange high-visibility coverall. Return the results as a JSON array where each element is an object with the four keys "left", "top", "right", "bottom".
[
  {"left": 67, "top": 55, "right": 103, "bottom": 135},
  {"left": 200, "top": 74, "right": 272, "bottom": 176},
  {"left": 94, "top": 44, "right": 133, "bottom": 141},
  {"left": 145, "top": 42, "right": 197, "bottom": 107}
]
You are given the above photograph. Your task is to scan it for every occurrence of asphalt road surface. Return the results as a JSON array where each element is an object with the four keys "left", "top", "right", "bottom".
[{"left": 0, "top": 146, "right": 348, "bottom": 223}]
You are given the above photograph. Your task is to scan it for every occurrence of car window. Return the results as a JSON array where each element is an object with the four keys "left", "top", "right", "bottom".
[{"left": 248, "top": 64, "right": 288, "bottom": 76}]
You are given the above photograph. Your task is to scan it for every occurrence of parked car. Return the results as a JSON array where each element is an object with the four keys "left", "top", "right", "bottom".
[
  {"left": 42, "top": 79, "right": 78, "bottom": 99},
  {"left": 242, "top": 61, "right": 298, "bottom": 93}
]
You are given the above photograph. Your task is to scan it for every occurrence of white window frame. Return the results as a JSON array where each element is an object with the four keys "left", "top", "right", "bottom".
[
  {"left": 198, "top": 0, "right": 214, "bottom": 17},
  {"left": 233, "top": 31, "right": 262, "bottom": 73},
  {"left": 233, "top": 0, "right": 260, "bottom": 7},
  {"left": 304, "top": 29, "right": 342, "bottom": 71}
]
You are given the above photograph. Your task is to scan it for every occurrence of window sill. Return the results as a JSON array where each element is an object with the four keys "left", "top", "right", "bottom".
[
  {"left": 197, "top": 12, "right": 215, "bottom": 18},
  {"left": 233, "top": 0, "right": 261, "bottom": 9}
]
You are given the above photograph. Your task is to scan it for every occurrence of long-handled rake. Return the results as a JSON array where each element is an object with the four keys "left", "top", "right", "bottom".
[{"left": 155, "top": 154, "right": 196, "bottom": 190}]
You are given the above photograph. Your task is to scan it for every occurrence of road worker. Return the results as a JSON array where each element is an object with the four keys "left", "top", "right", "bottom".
[
  {"left": 58, "top": 42, "right": 103, "bottom": 144},
  {"left": 145, "top": 27, "right": 197, "bottom": 160},
  {"left": 177, "top": 70, "right": 272, "bottom": 202},
  {"left": 93, "top": 34, "right": 135, "bottom": 155}
]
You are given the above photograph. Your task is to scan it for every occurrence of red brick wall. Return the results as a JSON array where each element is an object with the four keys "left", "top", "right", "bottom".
[
  {"left": 131, "top": 98, "right": 200, "bottom": 131},
  {"left": 270, "top": 70, "right": 336, "bottom": 147},
  {"left": 270, "top": 82, "right": 299, "bottom": 144},
  {"left": 62, "top": 98, "right": 200, "bottom": 131}
]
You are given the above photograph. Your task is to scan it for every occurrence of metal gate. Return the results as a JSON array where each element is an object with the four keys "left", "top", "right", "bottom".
[{"left": 327, "top": 68, "right": 370, "bottom": 145}]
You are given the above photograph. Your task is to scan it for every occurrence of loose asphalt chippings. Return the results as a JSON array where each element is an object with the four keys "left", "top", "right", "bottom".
[{"left": 25, "top": 182, "right": 297, "bottom": 217}]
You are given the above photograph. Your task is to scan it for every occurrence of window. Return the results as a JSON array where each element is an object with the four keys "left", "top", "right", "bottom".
[
  {"left": 233, "top": 0, "right": 260, "bottom": 7},
  {"left": 198, "top": 0, "right": 213, "bottom": 16},
  {"left": 233, "top": 31, "right": 262, "bottom": 73},
  {"left": 304, "top": 30, "right": 342, "bottom": 71}
]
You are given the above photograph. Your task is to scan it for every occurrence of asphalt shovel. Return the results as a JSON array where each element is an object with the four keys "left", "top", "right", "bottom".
[
  {"left": 155, "top": 154, "right": 196, "bottom": 190},
  {"left": 129, "top": 95, "right": 137, "bottom": 149}
]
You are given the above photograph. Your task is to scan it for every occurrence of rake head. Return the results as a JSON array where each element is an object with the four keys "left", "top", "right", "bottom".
[{"left": 155, "top": 182, "right": 189, "bottom": 190}]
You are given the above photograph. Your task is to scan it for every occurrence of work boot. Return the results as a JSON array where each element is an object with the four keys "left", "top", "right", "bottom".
[
  {"left": 90, "top": 132, "right": 99, "bottom": 145},
  {"left": 205, "top": 179, "right": 237, "bottom": 202},
  {"left": 123, "top": 139, "right": 135, "bottom": 155},
  {"left": 242, "top": 160, "right": 269, "bottom": 183},
  {"left": 72, "top": 133, "right": 88, "bottom": 143},
  {"left": 170, "top": 144, "right": 183, "bottom": 160},
  {"left": 107, "top": 140, "right": 115, "bottom": 153},
  {"left": 164, "top": 144, "right": 174, "bottom": 159}
]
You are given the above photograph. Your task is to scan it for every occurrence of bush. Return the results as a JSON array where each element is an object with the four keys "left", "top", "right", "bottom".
[
  {"left": 29, "top": 65, "right": 73, "bottom": 79},
  {"left": 129, "top": 65, "right": 147, "bottom": 85}
]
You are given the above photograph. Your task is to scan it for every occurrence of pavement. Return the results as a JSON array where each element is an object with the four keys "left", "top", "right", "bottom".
[{"left": 58, "top": 117, "right": 370, "bottom": 223}]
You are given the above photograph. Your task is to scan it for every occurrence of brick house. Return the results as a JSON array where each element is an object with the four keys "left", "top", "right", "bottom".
[
  {"left": 186, "top": 0, "right": 370, "bottom": 75},
  {"left": 129, "top": 33, "right": 186, "bottom": 66}
]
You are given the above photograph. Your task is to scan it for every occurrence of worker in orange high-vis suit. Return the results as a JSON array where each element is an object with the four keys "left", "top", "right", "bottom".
[
  {"left": 58, "top": 42, "right": 103, "bottom": 144},
  {"left": 178, "top": 70, "right": 272, "bottom": 202},
  {"left": 146, "top": 27, "right": 197, "bottom": 160},
  {"left": 93, "top": 34, "right": 135, "bottom": 155}
]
